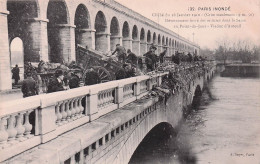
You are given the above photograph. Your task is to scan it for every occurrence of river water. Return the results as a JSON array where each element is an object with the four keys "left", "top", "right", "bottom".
[{"left": 129, "top": 75, "right": 260, "bottom": 164}]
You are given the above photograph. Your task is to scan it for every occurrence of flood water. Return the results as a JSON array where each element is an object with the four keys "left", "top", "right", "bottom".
[{"left": 129, "top": 75, "right": 260, "bottom": 164}]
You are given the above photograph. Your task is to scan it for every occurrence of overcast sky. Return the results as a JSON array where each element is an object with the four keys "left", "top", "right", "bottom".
[{"left": 116, "top": 0, "right": 260, "bottom": 50}]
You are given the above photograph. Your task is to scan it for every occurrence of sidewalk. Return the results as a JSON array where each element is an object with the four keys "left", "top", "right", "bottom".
[{"left": 0, "top": 88, "right": 23, "bottom": 103}]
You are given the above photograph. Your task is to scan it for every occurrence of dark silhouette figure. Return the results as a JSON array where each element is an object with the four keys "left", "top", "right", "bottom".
[
  {"left": 12, "top": 64, "right": 20, "bottom": 85},
  {"left": 84, "top": 67, "right": 101, "bottom": 85},
  {"left": 21, "top": 73, "right": 38, "bottom": 98}
]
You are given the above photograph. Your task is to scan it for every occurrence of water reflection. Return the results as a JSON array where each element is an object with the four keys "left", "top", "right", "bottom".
[{"left": 129, "top": 75, "right": 260, "bottom": 164}]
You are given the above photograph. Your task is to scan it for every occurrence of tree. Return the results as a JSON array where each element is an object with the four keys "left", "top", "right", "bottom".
[
  {"left": 215, "top": 38, "right": 230, "bottom": 65},
  {"left": 200, "top": 48, "right": 214, "bottom": 60},
  {"left": 214, "top": 37, "right": 259, "bottom": 64}
]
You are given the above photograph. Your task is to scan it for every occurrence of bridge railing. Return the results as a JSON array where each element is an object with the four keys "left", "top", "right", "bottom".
[
  {"left": 0, "top": 96, "right": 41, "bottom": 161},
  {"left": 0, "top": 72, "right": 167, "bottom": 162}
]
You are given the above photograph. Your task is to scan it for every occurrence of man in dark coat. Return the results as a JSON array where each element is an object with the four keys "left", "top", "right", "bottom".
[
  {"left": 172, "top": 52, "right": 180, "bottom": 65},
  {"left": 143, "top": 45, "right": 158, "bottom": 71},
  {"left": 124, "top": 63, "right": 136, "bottom": 78},
  {"left": 194, "top": 54, "right": 199, "bottom": 61},
  {"left": 21, "top": 72, "right": 38, "bottom": 98},
  {"left": 126, "top": 49, "right": 138, "bottom": 66},
  {"left": 115, "top": 67, "right": 127, "bottom": 80},
  {"left": 69, "top": 73, "right": 80, "bottom": 89},
  {"left": 12, "top": 64, "right": 20, "bottom": 85},
  {"left": 187, "top": 52, "right": 193, "bottom": 62},
  {"left": 84, "top": 67, "right": 101, "bottom": 85},
  {"left": 47, "top": 69, "right": 65, "bottom": 93},
  {"left": 111, "top": 44, "right": 126, "bottom": 63}
]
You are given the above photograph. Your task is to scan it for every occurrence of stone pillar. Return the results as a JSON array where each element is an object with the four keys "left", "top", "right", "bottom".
[
  {"left": 147, "top": 43, "right": 152, "bottom": 52},
  {"left": 95, "top": 32, "right": 110, "bottom": 53},
  {"left": 0, "top": 10, "right": 12, "bottom": 90},
  {"left": 155, "top": 45, "right": 159, "bottom": 55},
  {"left": 132, "top": 40, "right": 140, "bottom": 56},
  {"left": 158, "top": 45, "right": 163, "bottom": 54},
  {"left": 122, "top": 38, "right": 132, "bottom": 51},
  {"left": 75, "top": 28, "right": 95, "bottom": 50},
  {"left": 25, "top": 18, "right": 49, "bottom": 62},
  {"left": 168, "top": 47, "right": 172, "bottom": 56},
  {"left": 170, "top": 47, "right": 174, "bottom": 55},
  {"left": 140, "top": 41, "right": 147, "bottom": 55},
  {"left": 87, "top": 89, "right": 99, "bottom": 121},
  {"left": 110, "top": 36, "right": 121, "bottom": 51},
  {"left": 166, "top": 46, "right": 170, "bottom": 56},
  {"left": 48, "top": 24, "right": 76, "bottom": 63}
]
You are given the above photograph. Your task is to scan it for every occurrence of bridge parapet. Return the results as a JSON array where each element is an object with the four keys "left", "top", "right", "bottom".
[
  {"left": 0, "top": 61, "right": 215, "bottom": 162},
  {"left": 0, "top": 71, "right": 167, "bottom": 162}
]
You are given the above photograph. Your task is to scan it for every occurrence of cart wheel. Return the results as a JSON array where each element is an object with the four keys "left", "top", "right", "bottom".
[{"left": 93, "top": 66, "right": 112, "bottom": 83}]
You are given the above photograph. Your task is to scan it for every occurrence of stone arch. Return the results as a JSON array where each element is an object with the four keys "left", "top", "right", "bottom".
[
  {"left": 95, "top": 11, "right": 108, "bottom": 52},
  {"left": 7, "top": 0, "right": 40, "bottom": 63},
  {"left": 74, "top": 4, "right": 90, "bottom": 31},
  {"left": 10, "top": 37, "right": 24, "bottom": 80},
  {"left": 74, "top": 4, "right": 91, "bottom": 62},
  {"left": 146, "top": 30, "right": 152, "bottom": 50},
  {"left": 110, "top": 17, "right": 120, "bottom": 51},
  {"left": 132, "top": 25, "right": 138, "bottom": 40},
  {"left": 191, "top": 85, "right": 202, "bottom": 109},
  {"left": 152, "top": 32, "right": 157, "bottom": 53},
  {"left": 158, "top": 34, "right": 161, "bottom": 45},
  {"left": 147, "top": 30, "right": 151, "bottom": 44},
  {"left": 47, "top": 0, "right": 70, "bottom": 63},
  {"left": 132, "top": 25, "right": 139, "bottom": 55},
  {"left": 140, "top": 28, "right": 145, "bottom": 41},
  {"left": 168, "top": 38, "right": 172, "bottom": 55},
  {"left": 122, "top": 21, "right": 130, "bottom": 38},
  {"left": 130, "top": 122, "right": 175, "bottom": 163},
  {"left": 162, "top": 36, "right": 165, "bottom": 46},
  {"left": 152, "top": 32, "right": 157, "bottom": 44},
  {"left": 140, "top": 28, "right": 146, "bottom": 55},
  {"left": 113, "top": 117, "right": 174, "bottom": 164},
  {"left": 122, "top": 21, "right": 131, "bottom": 50}
]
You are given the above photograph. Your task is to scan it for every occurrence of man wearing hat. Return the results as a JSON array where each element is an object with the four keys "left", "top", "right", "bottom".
[
  {"left": 143, "top": 44, "right": 158, "bottom": 71},
  {"left": 111, "top": 44, "right": 126, "bottom": 63},
  {"left": 21, "top": 72, "right": 38, "bottom": 98},
  {"left": 47, "top": 69, "right": 65, "bottom": 93},
  {"left": 84, "top": 67, "right": 101, "bottom": 85},
  {"left": 12, "top": 64, "right": 20, "bottom": 85},
  {"left": 124, "top": 63, "right": 136, "bottom": 78},
  {"left": 126, "top": 49, "right": 138, "bottom": 66}
]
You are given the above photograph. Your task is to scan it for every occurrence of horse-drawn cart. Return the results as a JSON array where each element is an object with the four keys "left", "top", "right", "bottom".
[
  {"left": 24, "top": 45, "right": 130, "bottom": 93},
  {"left": 76, "top": 45, "right": 126, "bottom": 82}
]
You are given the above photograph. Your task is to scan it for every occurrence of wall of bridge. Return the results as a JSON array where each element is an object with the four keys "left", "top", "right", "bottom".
[
  {"left": 0, "top": 0, "right": 199, "bottom": 91},
  {"left": 2, "top": 64, "right": 216, "bottom": 163}
]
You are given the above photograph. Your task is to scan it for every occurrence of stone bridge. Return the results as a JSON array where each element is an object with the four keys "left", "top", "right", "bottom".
[
  {"left": 0, "top": 0, "right": 200, "bottom": 91},
  {"left": 0, "top": 62, "right": 216, "bottom": 163}
]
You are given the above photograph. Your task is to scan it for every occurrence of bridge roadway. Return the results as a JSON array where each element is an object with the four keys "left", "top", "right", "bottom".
[{"left": 0, "top": 62, "right": 216, "bottom": 164}]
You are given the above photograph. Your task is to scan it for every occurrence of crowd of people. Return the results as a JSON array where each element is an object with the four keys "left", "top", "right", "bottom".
[{"left": 14, "top": 44, "right": 207, "bottom": 98}]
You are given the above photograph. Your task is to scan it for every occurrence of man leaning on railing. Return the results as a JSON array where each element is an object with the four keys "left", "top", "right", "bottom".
[{"left": 47, "top": 69, "right": 67, "bottom": 93}]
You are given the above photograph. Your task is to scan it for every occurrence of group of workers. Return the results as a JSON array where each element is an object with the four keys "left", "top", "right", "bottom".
[{"left": 19, "top": 43, "right": 204, "bottom": 98}]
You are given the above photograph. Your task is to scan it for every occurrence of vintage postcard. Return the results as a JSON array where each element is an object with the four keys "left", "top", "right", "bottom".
[{"left": 0, "top": 0, "right": 259, "bottom": 163}]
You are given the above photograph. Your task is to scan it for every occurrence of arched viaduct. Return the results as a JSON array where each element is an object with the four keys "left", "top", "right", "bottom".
[
  {"left": 0, "top": 0, "right": 199, "bottom": 90},
  {"left": 3, "top": 64, "right": 216, "bottom": 164}
]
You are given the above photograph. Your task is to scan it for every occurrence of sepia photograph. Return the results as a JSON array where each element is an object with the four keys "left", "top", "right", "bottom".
[{"left": 0, "top": 0, "right": 259, "bottom": 163}]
